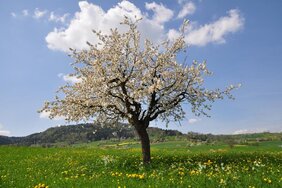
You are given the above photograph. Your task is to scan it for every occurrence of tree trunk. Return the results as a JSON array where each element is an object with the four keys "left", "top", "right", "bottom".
[{"left": 135, "top": 126, "right": 151, "bottom": 164}]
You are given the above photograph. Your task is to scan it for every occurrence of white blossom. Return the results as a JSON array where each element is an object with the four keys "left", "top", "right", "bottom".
[{"left": 40, "top": 17, "right": 238, "bottom": 126}]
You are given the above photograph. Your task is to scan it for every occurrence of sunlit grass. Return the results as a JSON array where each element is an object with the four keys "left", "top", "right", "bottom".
[{"left": 0, "top": 142, "right": 281, "bottom": 187}]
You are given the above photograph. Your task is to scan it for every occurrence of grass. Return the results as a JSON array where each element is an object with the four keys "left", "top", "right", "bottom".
[{"left": 0, "top": 140, "right": 281, "bottom": 188}]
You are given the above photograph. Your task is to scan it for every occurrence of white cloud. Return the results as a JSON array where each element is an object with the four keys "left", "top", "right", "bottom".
[
  {"left": 22, "top": 9, "right": 29, "bottom": 16},
  {"left": 33, "top": 8, "right": 48, "bottom": 19},
  {"left": 46, "top": 1, "right": 166, "bottom": 52},
  {"left": 167, "top": 21, "right": 195, "bottom": 41},
  {"left": 0, "top": 123, "right": 11, "bottom": 136},
  {"left": 185, "top": 9, "right": 244, "bottom": 46},
  {"left": 12, "top": 8, "right": 68, "bottom": 23},
  {"left": 145, "top": 2, "right": 174, "bottom": 24},
  {"left": 177, "top": 2, "right": 196, "bottom": 19},
  {"left": 46, "top": 1, "right": 244, "bottom": 51},
  {"left": 233, "top": 129, "right": 249, "bottom": 134},
  {"left": 188, "top": 118, "right": 201, "bottom": 124},
  {"left": 233, "top": 128, "right": 268, "bottom": 135},
  {"left": 39, "top": 110, "right": 50, "bottom": 119},
  {"left": 0, "top": 130, "right": 10, "bottom": 136},
  {"left": 58, "top": 73, "right": 82, "bottom": 84},
  {"left": 49, "top": 12, "right": 69, "bottom": 23},
  {"left": 167, "top": 29, "right": 181, "bottom": 41},
  {"left": 39, "top": 110, "right": 65, "bottom": 121},
  {"left": 11, "top": 10, "right": 29, "bottom": 18},
  {"left": 11, "top": 12, "right": 17, "bottom": 18}
]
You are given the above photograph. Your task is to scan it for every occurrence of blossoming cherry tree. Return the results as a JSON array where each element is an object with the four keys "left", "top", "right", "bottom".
[{"left": 40, "top": 18, "right": 237, "bottom": 163}]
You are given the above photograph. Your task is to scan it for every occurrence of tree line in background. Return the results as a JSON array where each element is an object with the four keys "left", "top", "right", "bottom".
[{"left": 1, "top": 123, "right": 281, "bottom": 147}]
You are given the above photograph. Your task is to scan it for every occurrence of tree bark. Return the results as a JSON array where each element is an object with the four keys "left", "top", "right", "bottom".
[{"left": 135, "top": 125, "right": 151, "bottom": 164}]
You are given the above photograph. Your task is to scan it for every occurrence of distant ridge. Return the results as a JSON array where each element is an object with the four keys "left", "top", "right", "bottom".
[
  {"left": 0, "top": 123, "right": 182, "bottom": 146},
  {"left": 0, "top": 123, "right": 281, "bottom": 146}
]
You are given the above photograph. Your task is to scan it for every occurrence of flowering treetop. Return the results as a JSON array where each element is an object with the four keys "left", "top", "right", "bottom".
[{"left": 40, "top": 17, "right": 237, "bottom": 127}]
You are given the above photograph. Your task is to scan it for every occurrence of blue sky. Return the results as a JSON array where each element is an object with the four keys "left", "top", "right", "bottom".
[{"left": 0, "top": 0, "right": 282, "bottom": 136}]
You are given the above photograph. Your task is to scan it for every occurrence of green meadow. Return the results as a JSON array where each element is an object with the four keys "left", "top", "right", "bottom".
[{"left": 0, "top": 140, "right": 281, "bottom": 188}]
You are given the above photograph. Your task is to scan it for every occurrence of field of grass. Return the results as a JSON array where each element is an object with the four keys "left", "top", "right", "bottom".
[{"left": 0, "top": 140, "right": 281, "bottom": 188}]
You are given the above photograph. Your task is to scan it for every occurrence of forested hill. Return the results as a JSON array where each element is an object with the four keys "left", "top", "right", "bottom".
[
  {"left": 0, "top": 123, "right": 182, "bottom": 146},
  {"left": 0, "top": 123, "right": 281, "bottom": 146}
]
